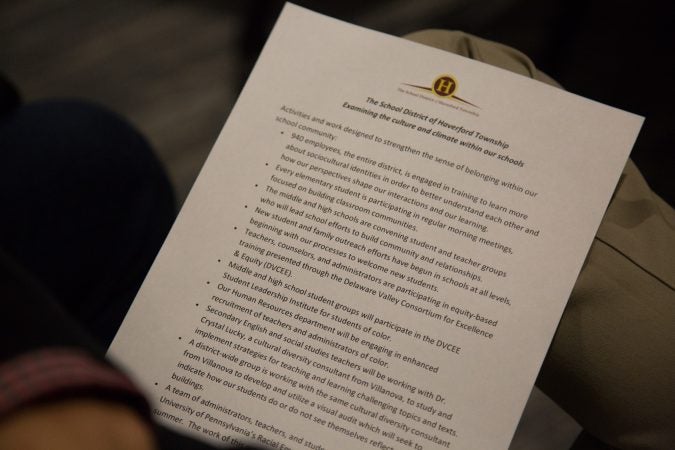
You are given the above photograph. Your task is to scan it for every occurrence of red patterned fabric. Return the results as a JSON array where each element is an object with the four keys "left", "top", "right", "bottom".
[{"left": 0, "top": 347, "right": 146, "bottom": 418}]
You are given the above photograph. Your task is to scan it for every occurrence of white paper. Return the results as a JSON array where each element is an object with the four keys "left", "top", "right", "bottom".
[{"left": 108, "top": 4, "right": 643, "bottom": 449}]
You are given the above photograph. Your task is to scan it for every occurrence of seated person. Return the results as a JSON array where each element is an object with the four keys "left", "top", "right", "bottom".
[{"left": 1, "top": 30, "right": 673, "bottom": 449}]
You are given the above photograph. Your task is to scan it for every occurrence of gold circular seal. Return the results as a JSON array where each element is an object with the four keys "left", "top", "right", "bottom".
[{"left": 432, "top": 75, "right": 457, "bottom": 97}]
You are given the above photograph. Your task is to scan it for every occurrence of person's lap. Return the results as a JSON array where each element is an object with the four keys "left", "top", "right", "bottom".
[
  {"left": 0, "top": 84, "right": 230, "bottom": 449},
  {"left": 0, "top": 90, "right": 174, "bottom": 348}
]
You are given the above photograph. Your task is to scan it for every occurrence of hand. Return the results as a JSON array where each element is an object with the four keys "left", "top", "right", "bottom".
[{"left": 0, "top": 398, "right": 157, "bottom": 450}]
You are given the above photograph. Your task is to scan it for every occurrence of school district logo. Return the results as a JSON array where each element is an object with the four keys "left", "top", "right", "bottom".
[
  {"left": 404, "top": 74, "right": 478, "bottom": 108},
  {"left": 432, "top": 75, "right": 457, "bottom": 97}
]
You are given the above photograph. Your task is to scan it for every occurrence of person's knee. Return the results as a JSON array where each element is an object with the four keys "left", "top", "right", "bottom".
[
  {"left": 0, "top": 99, "right": 175, "bottom": 223},
  {"left": 1, "top": 100, "right": 156, "bottom": 186}
]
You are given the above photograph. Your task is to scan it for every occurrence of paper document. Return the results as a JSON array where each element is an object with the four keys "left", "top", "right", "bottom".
[{"left": 109, "top": 4, "right": 643, "bottom": 449}]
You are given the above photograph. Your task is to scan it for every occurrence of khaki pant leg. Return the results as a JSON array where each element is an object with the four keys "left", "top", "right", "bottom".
[{"left": 404, "top": 30, "right": 675, "bottom": 450}]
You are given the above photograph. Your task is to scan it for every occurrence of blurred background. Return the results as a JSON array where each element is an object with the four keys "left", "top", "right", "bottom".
[{"left": 1, "top": 1, "right": 673, "bottom": 448}]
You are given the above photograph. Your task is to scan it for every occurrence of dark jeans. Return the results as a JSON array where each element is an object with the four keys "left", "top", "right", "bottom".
[
  {"left": 0, "top": 76, "right": 175, "bottom": 349},
  {"left": 0, "top": 78, "right": 260, "bottom": 449}
]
